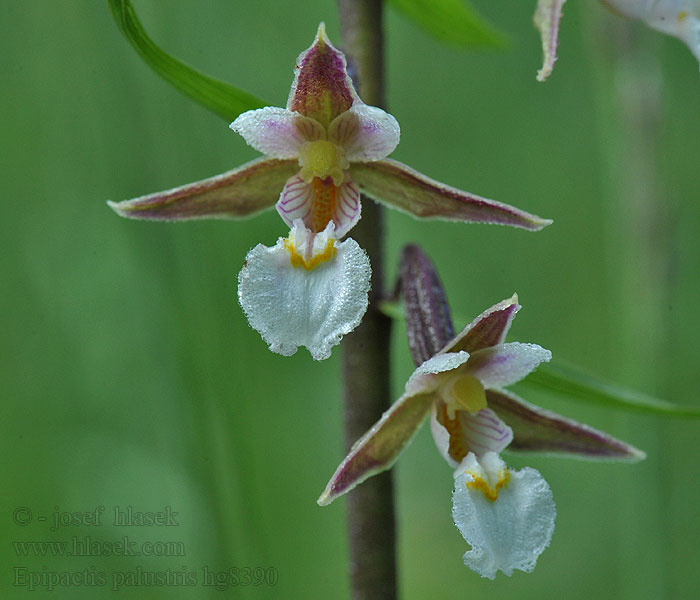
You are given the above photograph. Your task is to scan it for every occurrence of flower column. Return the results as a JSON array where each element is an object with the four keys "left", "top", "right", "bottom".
[{"left": 337, "top": 1, "right": 396, "bottom": 599}]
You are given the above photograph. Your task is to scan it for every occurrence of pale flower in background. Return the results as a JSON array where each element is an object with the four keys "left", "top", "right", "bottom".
[
  {"left": 603, "top": 0, "right": 700, "bottom": 65},
  {"left": 534, "top": 0, "right": 700, "bottom": 80}
]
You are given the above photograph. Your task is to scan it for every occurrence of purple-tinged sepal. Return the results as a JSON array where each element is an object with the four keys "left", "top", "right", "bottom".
[
  {"left": 107, "top": 158, "right": 298, "bottom": 221},
  {"left": 351, "top": 159, "right": 552, "bottom": 231},
  {"left": 318, "top": 351, "right": 471, "bottom": 505},
  {"left": 317, "top": 390, "right": 434, "bottom": 506},
  {"left": 442, "top": 294, "right": 521, "bottom": 355},
  {"left": 487, "top": 388, "right": 646, "bottom": 461},
  {"left": 287, "top": 23, "right": 360, "bottom": 127},
  {"left": 534, "top": 0, "right": 567, "bottom": 82},
  {"left": 399, "top": 244, "right": 455, "bottom": 365}
]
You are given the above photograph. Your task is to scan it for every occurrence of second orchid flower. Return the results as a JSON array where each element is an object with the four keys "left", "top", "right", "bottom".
[{"left": 319, "top": 245, "right": 644, "bottom": 578}]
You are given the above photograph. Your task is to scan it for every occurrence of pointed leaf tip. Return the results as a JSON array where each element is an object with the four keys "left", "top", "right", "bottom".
[
  {"left": 108, "top": 0, "right": 266, "bottom": 120},
  {"left": 316, "top": 22, "right": 328, "bottom": 41}
]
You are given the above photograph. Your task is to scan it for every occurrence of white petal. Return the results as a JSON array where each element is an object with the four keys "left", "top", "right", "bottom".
[
  {"left": 328, "top": 104, "right": 400, "bottom": 162},
  {"left": 230, "top": 107, "right": 325, "bottom": 159},
  {"left": 405, "top": 351, "right": 470, "bottom": 396},
  {"left": 237, "top": 221, "right": 370, "bottom": 360},
  {"left": 276, "top": 174, "right": 315, "bottom": 227},
  {"left": 276, "top": 174, "right": 361, "bottom": 238},
  {"left": 430, "top": 406, "right": 513, "bottom": 468},
  {"left": 452, "top": 452, "right": 556, "bottom": 579},
  {"left": 466, "top": 342, "right": 551, "bottom": 389},
  {"left": 604, "top": 0, "right": 700, "bottom": 65}
]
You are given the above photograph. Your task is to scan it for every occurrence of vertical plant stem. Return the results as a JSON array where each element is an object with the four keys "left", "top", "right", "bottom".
[{"left": 337, "top": 1, "right": 396, "bottom": 599}]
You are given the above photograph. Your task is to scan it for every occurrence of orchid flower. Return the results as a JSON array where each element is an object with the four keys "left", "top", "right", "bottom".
[
  {"left": 319, "top": 245, "right": 644, "bottom": 578},
  {"left": 602, "top": 0, "right": 700, "bottom": 67},
  {"left": 109, "top": 24, "right": 551, "bottom": 360},
  {"left": 535, "top": 0, "right": 700, "bottom": 81}
]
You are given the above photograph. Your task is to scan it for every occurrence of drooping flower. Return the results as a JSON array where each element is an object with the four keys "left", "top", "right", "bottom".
[
  {"left": 109, "top": 24, "right": 551, "bottom": 360},
  {"left": 602, "top": 0, "right": 700, "bottom": 68},
  {"left": 317, "top": 297, "right": 558, "bottom": 576},
  {"left": 534, "top": 0, "right": 700, "bottom": 81},
  {"left": 319, "top": 245, "right": 644, "bottom": 578}
]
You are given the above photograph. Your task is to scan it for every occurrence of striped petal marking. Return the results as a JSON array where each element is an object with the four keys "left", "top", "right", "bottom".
[
  {"left": 431, "top": 403, "right": 514, "bottom": 467},
  {"left": 277, "top": 174, "right": 361, "bottom": 238}
]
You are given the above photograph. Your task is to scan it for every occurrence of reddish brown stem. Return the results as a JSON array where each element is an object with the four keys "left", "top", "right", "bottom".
[{"left": 337, "top": 1, "right": 396, "bottom": 599}]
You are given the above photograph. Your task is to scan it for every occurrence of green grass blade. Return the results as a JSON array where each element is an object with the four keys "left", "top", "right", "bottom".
[
  {"left": 520, "top": 362, "right": 700, "bottom": 419},
  {"left": 108, "top": 0, "right": 266, "bottom": 121},
  {"left": 388, "top": 0, "right": 508, "bottom": 48}
]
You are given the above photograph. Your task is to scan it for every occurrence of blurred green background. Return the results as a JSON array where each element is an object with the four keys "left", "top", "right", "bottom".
[{"left": 2, "top": 1, "right": 699, "bottom": 598}]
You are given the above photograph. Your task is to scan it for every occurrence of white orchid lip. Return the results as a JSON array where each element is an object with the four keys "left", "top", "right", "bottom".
[
  {"left": 452, "top": 452, "right": 556, "bottom": 579},
  {"left": 237, "top": 220, "right": 370, "bottom": 360},
  {"left": 282, "top": 223, "right": 337, "bottom": 271},
  {"left": 459, "top": 451, "right": 512, "bottom": 502}
]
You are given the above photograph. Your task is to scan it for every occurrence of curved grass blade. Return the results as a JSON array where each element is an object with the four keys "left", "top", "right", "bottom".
[
  {"left": 388, "top": 0, "right": 508, "bottom": 48},
  {"left": 520, "top": 362, "right": 700, "bottom": 419},
  {"left": 108, "top": 0, "right": 266, "bottom": 121}
]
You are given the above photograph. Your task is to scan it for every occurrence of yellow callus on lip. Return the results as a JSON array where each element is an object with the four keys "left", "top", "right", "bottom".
[
  {"left": 466, "top": 469, "right": 511, "bottom": 502},
  {"left": 442, "top": 373, "right": 487, "bottom": 419},
  {"left": 283, "top": 237, "right": 336, "bottom": 271},
  {"left": 298, "top": 140, "right": 348, "bottom": 185}
]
